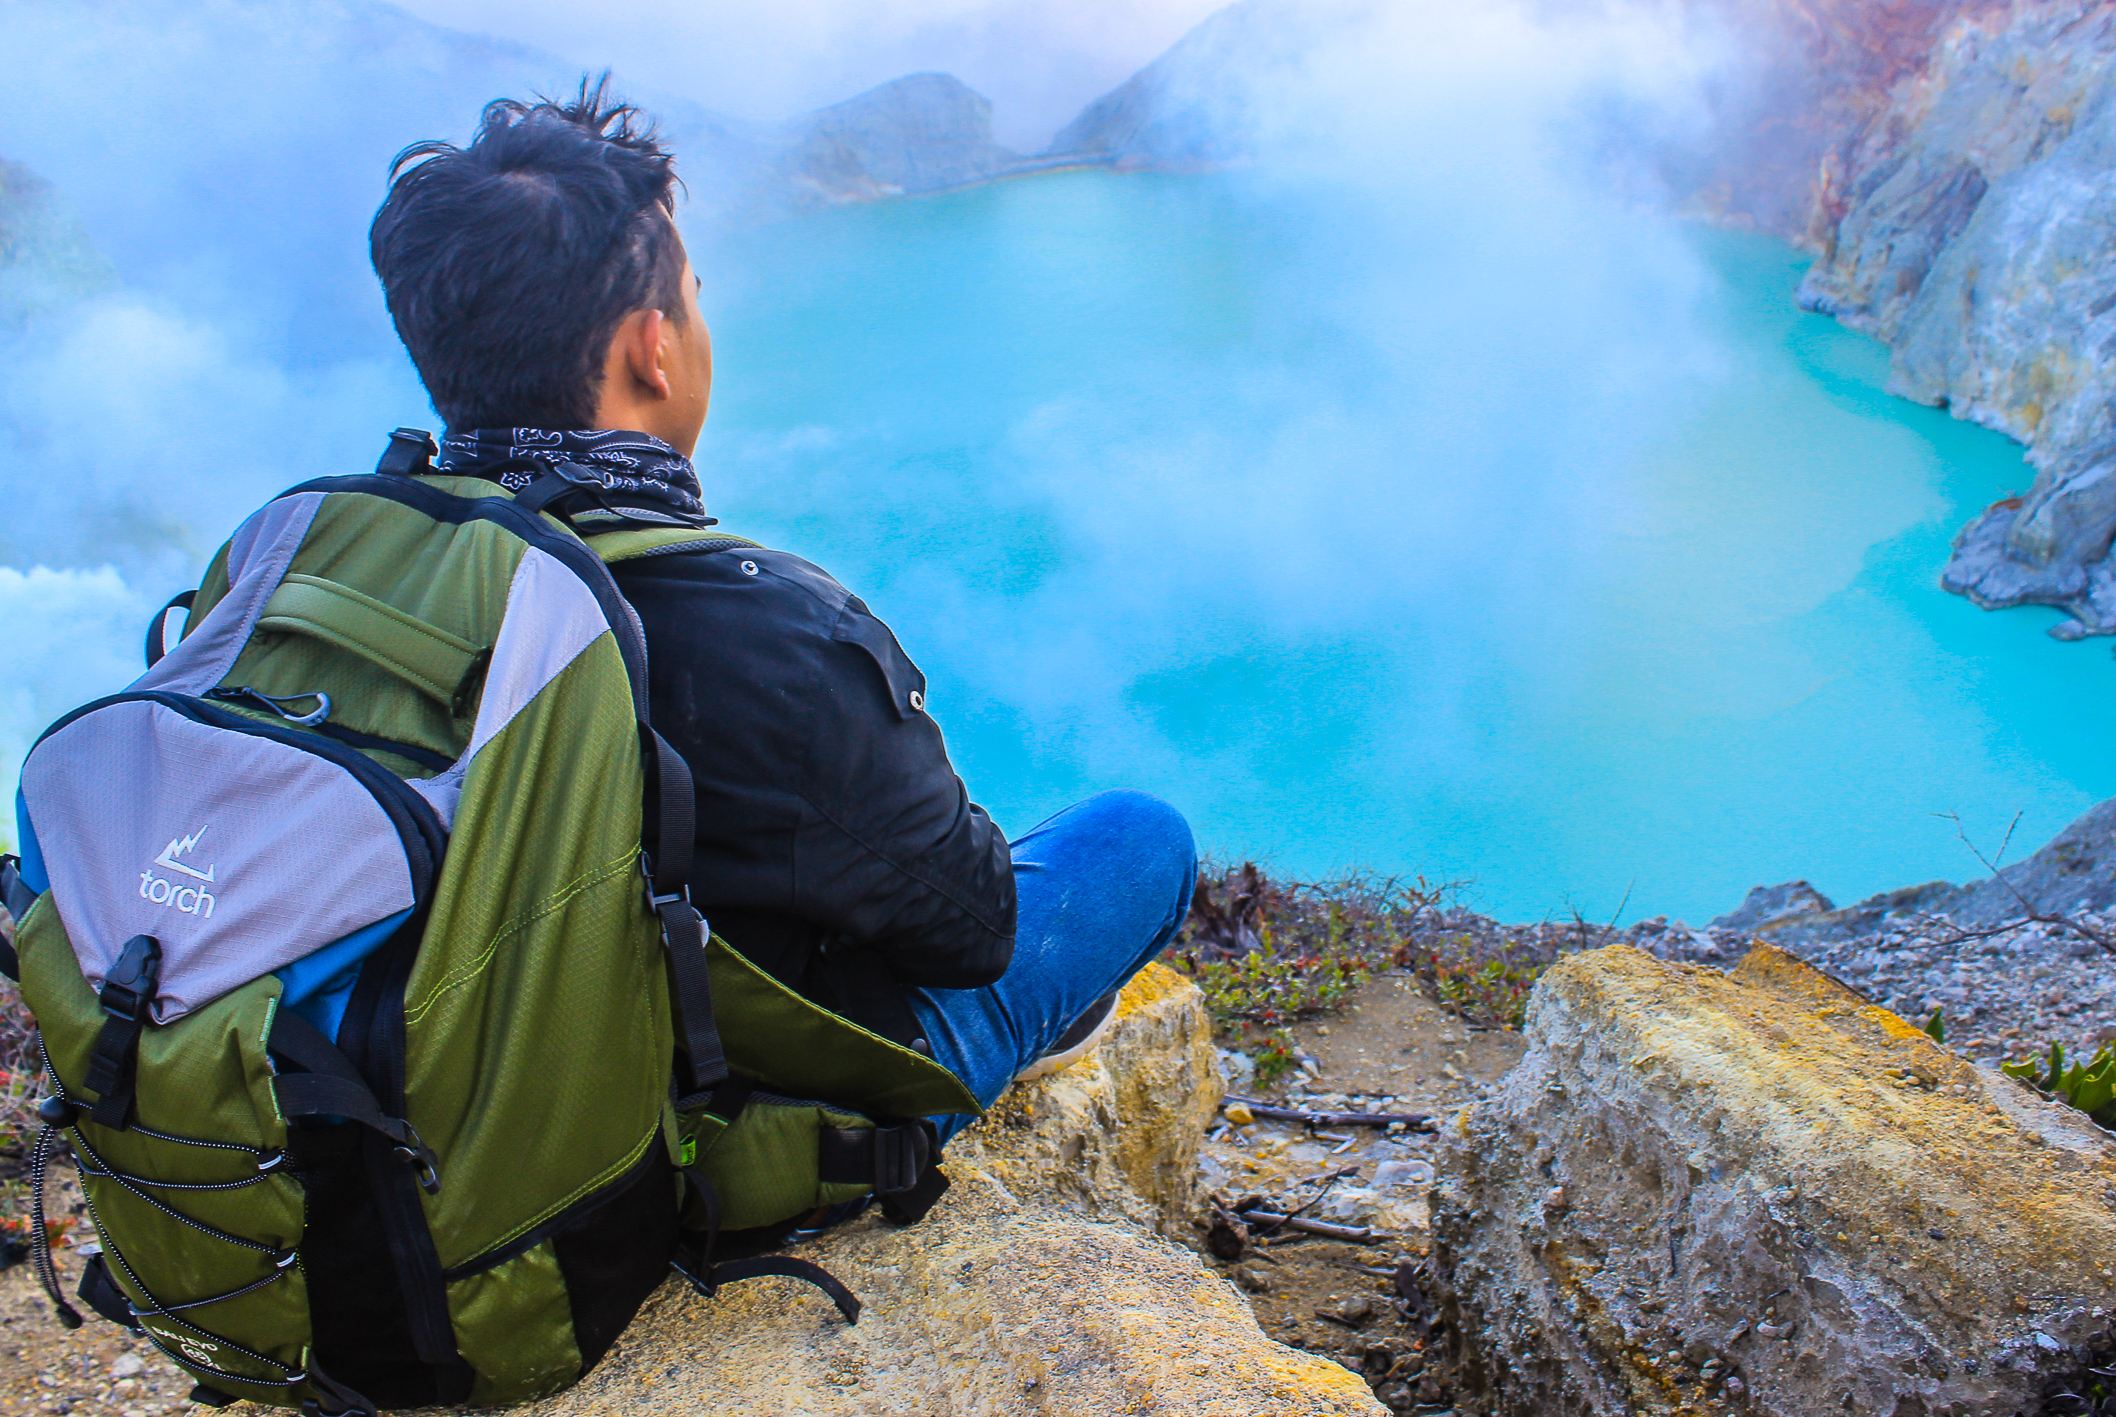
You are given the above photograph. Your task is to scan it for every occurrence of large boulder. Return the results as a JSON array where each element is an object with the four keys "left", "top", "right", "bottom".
[
  {"left": 526, "top": 963, "right": 1385, "bottom": 1417},
  {"left": 1432, "top": 944, "right": 2116, "bottom": 1416}
]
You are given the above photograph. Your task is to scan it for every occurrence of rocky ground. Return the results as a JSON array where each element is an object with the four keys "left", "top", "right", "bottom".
[
  {"left": 1, "top": 1168, "right": 196, "bottom": 1417},
  {"left": 1637, "top": 907, "right": 2116, "bottom": 1066},
  {"left": 9, "top": 791, "right": 2116, "bottom": 1415}
]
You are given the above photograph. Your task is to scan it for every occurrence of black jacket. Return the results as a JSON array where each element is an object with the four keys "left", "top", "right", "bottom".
[{"left": 612, "top": 538, "right": 1016, "bottom": 1041}]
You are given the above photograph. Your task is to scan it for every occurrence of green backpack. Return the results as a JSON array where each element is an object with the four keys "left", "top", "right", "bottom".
[{"left": 1, "top": 429, "right": 979, "bottom": 1412}]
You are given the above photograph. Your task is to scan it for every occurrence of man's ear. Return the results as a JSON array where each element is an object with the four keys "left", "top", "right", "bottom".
[{"left": 620, "top": 307, "right": 671, "bottom": 401}]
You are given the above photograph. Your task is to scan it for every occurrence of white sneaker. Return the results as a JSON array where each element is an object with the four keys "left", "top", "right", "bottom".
[{"left": 1013, "top": 989, "right": 1122, "bottom": 1081}]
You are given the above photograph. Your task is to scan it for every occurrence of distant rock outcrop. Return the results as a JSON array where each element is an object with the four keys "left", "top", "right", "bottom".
[
  {"left": 0, "top": 160, "right": 114, "bottom": 324},
  {"left": 1434, "top": 942, "right": 2116, "bottom": 1415},
  {"left": 766, "top": 74, "right": 1021, "bottom": 211},
  {"left": 1041, "top": 1, "right": 1286, "bottom": 168},
  {"left": 1767, "top": 795, "right": 2116, "bottom": 944},
  {"left": 1707, "top": 879, "right": 1835, "bottom": 933}
]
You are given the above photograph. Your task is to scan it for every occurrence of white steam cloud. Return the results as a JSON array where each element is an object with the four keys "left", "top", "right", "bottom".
[
  {"left": 1, "top": 0, "right": 1764, "bottom": 903},
  {"left": 688, "top": 0, "right": 1733, "bottom": 891},
  {"left": 0, "top": 568, "right": 154, "bottom": 809}
]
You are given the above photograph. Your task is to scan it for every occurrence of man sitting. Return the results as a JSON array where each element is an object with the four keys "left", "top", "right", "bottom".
[{"left": 367, "top": 80, "right": 1197, "bottom": 1151}]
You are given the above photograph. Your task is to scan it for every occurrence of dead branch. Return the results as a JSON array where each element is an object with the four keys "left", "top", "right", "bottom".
[{"left": 1221, "top": 1097, "right": 1435, "bottom": 1131}]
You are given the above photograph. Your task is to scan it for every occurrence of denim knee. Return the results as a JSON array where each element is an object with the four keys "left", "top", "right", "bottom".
[{"left": 1079, "top": 788, "right": 1198, "bottom": 907}]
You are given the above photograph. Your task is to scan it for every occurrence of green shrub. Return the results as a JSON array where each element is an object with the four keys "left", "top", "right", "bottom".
[
  {"left": 1433, "top": 953, "right": 1542, "bottom": 1030},
  {"left": 1166, "top": 859, "right": 1553, "bottom": 1059}
]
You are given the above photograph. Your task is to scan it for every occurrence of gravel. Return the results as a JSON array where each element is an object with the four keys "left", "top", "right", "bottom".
[{"left": 1636, "top": 909, "right": 2116, "bottom": 1065}]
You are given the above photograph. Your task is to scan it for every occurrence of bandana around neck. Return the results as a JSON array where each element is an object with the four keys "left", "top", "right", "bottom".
[{"left": 435, "top": 427, "right": 709, "bottom": 525}]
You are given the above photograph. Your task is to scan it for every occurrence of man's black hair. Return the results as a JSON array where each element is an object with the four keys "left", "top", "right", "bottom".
[{"left": 371, "top": 76, "right": 686, "bottom": 432}]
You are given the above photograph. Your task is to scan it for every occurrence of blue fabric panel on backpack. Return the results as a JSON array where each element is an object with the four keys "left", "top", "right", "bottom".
[
  {"left": 275, "top": 908, "right": 411, "bottom": 1041},
  {"left": 15, "top": 792, "right": 50, "bottom": 896}
]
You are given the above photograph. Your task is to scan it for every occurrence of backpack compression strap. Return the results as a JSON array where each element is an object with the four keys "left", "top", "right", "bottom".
[
  {"left": 269, "top": 1009, "right": 443, "bottom": 1193},
  {"left": 643, "top": 728, "right": 727, "bottom": 1097},
  {"left": 643, "top": 726, "right": 862, "bottom": 1316},
  {"left": 0, "top": 854, "right": 31, "bottom": 981}
]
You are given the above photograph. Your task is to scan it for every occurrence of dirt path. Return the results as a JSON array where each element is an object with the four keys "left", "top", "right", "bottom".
[{"left": 1189, "top": 969, "right": 1527, "bottom": 1415}]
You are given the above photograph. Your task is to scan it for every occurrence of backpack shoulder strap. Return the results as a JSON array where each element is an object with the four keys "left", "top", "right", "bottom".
[{"left": 584, "top": 525, "right": 762, "bottom": 565}]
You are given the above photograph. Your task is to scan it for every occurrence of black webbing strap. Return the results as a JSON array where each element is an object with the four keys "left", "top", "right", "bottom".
[
  {"left": 512, "top": 462, "right": 610, "bottom": 516},
  {"left": 269, "top": 1011, "right": 440, "bottom": 1194},
  {"left": 84, "top": 935, "right": 161, "bottom": 1130},
  {"left": 76, "top": 1254, "right": 141, "bottom": 1331},
  {"left": 644, "top": 727, "right": 727, "bottom": 1096},
  {"left": 301, "top": 1355, "right": 380, "bottom": 1417},
  {"left": 0, "top": 855, "right": 25, "bottom": 982},
  {"left": 675, "top": 1073, "right": 753, "bottom": 1125},
  {"left": 877, "top": 1158, "right": 951, "bottom": 1226},
  {"left": 143, "top": 590, "right": 196, "bottom": 669},
  {"left": 816, "top": 1124, "right": 930, "bottom": 1196},
  {"left": 704, "top": 1256, "right": 862, "bottom": 1325},
  {"left": 374, "top": 427, "right": 437, "bottom": 478},
  {"left": 670, "top": 1173, "right": 861, "bottom": 1327}
]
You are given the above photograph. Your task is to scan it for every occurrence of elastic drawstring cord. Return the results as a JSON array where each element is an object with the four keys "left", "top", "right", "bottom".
[{"left": 28, "top": 1120, "right": 83, "bottom": 1328}]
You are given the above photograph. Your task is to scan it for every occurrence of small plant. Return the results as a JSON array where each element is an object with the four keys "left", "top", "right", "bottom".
[
  {"left": 0, "top": 1206, "right": 73, "bottom": 1248},
  {"left": 1924, "top": 1008, "right": 1946, "bottom": 1044},
  {"left": 1249, "top": 1029, "right": 1299, "bottom": 1087},
  {"left": 1433, "top": 955, "right": 1542, "bottom": 1030},
  {"left": 2004, "top": 1040, "right": 2116, "bottom": 1130},
  {"left": 1167, "top": 861, "right": 1442, "bottom": 1063}
]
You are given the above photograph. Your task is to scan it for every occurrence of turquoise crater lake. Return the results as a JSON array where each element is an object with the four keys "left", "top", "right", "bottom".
[{"left": 696, "top": 169, "right": 2107, "bottom": 925}]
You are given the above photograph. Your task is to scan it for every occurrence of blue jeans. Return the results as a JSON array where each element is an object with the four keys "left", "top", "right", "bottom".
[{"left": 914, "top": 789, "right": 1198, "bottom": 1143}]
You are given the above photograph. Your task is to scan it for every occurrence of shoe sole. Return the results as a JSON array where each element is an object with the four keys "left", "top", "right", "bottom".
[{"left": 1012, "top": 998, "right": 1124, "bottom": 1081}]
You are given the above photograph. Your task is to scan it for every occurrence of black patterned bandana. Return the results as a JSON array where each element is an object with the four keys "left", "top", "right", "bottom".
[{"left": 435, "top": 427, "right": 709, "bottom": 525}]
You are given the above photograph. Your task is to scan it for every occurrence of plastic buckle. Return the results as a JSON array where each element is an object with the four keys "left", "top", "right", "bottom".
[
  {"left": 100, "top": 935, "right": 162, "bottom": 1023},
  {"left": 376, "top": 428, "right": 437, "bottom": 478},
  {"left": 640, "top": 851, "right": 689, "bottom": 912},
  {"left": 870, "top": 1126, "right": 926, "bottom": 1197}
]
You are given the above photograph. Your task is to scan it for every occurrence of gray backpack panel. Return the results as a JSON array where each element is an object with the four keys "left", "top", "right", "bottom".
[{"left": 21, "top": 698, "right": 418, "bottom": 1022}]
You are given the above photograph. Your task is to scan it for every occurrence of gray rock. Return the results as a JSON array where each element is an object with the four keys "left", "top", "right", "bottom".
[
  {"left": 1763, "top": 795, "right": 2116, "bottom": 947},
  {"left": 1371, "top": 1159, "right": 1435, "bottom": 1192},
  {"left": 1952, "top": 796, "right": 2116, "bottom": 926},
  {"left": 1708, "top": 880, "right": 1835, "bottom": 933},
  {"left": 1430, "top": 944, "right": 2116, "bottom": 1416}
]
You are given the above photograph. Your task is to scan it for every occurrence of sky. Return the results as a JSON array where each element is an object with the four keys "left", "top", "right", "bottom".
[{"left": 391, "top": 0, "right": 1231, "bottom": 149}]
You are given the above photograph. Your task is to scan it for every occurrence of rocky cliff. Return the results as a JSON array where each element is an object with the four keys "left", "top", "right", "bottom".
[
  {"left": 1793, "top": 0, "right": 2116, "bottom": 636},
  {"left": 753, "top": 73, "right": 1028, "bottom": 215}
]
